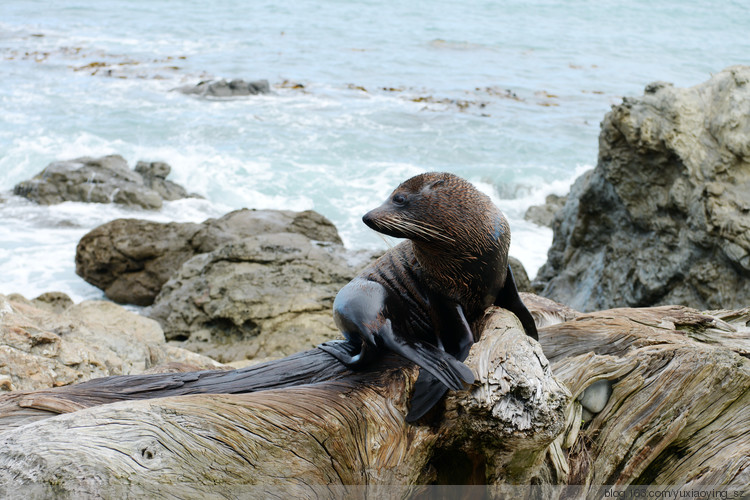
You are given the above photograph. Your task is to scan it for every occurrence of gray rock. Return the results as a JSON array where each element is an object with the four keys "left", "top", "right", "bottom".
[
  {"left": 134, "top": 161, "right": 199, "bottom": 201},
  {"left": 189, "top": 208, "right": 343, "bottom": 252},
  {"left": 534, "top": 65, "right": 750, "bottom": 311},
  {"left": 13, "top": 155, "right": 195, "bottom": 209},
  {"left": 75, "top": 208, "right": 344, "bottom": 306},
  {"left": 508, "top": 256, "right": 532, "bottom": 292},
  {"left": 75, "top": 219, "right": 204, "bottom": 306},
  {"left": 175, "top": 79, "right": 271, "bottom": 98},
  {"left": 578, "top": 379, "right": 612, "bottom": 414},
  {"left": 524, "top": 194, "right": 567, "bottom": 228},
  {"left": 148, "top": 232, "right": 357, "bottom": 363},
  {"left": 134, "top": 160, "right": 170, "bottom": 179}
]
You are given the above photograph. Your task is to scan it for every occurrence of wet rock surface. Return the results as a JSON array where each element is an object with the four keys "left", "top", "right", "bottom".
[
  {"left": 75, "top": 219, "right": 203, "bottom": 306},
  {"left": 134, "top": 160, "right": 193, "bottom": 201}
]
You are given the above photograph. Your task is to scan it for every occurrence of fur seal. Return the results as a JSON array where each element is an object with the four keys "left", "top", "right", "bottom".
[{"left": 319, "top": 172, "right": 538, "bottom": 421}]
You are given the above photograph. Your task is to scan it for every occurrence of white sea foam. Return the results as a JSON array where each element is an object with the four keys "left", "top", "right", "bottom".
[
  {"left": 0, "top": 194, "right": 227, "bottom": 302},
  {"left": 471, "top": 163, "right": 591, "bottom": 279}
]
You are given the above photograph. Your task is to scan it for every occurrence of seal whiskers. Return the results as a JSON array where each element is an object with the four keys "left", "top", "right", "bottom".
[{"left": 371, "top": 215, "right": 456, "bottom": 244}]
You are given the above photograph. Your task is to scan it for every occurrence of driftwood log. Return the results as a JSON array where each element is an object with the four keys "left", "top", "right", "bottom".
[{"left": 0, "top": 295, "right": 748, "bottom": 498}]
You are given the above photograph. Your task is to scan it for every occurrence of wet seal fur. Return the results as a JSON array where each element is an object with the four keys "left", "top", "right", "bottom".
[{"left": 319, "top": 172, "right": 538, "bottom": 421}]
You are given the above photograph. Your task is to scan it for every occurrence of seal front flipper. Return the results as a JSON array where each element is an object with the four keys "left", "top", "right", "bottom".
[
  {"left": 427, "top": 294, "right": 475, "bottom": 361},
  {"left": 319, "top": 339, "right": 375, "bottom": 366},
  {"left": 319, "top": 277, "right": 386, "bottom": 368},
  {"left": 378, "top": 323, "right": 474, "bottom": 391},
  {"left": 447, "top": 302, "right": 474, "bottom": 361},
  {"left": 406, "top": 302, "right": 475, "bottom": 422},
  {"left": 495, "top": 264, "right": 538, "bottom": 340}
]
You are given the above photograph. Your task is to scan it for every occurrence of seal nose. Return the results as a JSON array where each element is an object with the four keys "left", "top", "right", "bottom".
[{"left": 362, "top": 210, "right": 376, "bottom": 230}]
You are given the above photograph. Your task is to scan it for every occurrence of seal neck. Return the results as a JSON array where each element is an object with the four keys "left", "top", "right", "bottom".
[{"left": 411, "top": 221, "right": 509, "bottom": 315}]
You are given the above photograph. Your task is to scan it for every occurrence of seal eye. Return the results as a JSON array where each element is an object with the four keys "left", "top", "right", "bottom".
[{"left": 392, "top": 193, "right": 407, "bottom": 206}]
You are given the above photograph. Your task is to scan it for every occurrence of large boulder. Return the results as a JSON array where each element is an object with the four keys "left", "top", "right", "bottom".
[
  {"left": 13, "top": 155, "right": 197, "bottom": 209},
  {"left": 534, "top": 66, "right": 750, "bottom": 311},
  {"left": 0, "top": 293, "right": 222, "bottom": 393},
  {"left": 148, "top": 232, "right": 358, "bottom": 363},
  {"left": 75, "top": 208, "right": 343, "bottom": 306},
  {"left": 76, "top": 219, "right": 203, "bottom": 306}
]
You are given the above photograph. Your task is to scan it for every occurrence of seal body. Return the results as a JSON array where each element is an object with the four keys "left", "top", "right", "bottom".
[{"left": 319, "top": 172, "right": 538, "bottom": 421}]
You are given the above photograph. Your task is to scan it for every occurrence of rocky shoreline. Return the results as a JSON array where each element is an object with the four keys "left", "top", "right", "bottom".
[
  {"left": 0, "top": 67, "right": 748, "bottom": 495},
  {"left": 2, "top": 66, "right": 749, "bottom": 387}
]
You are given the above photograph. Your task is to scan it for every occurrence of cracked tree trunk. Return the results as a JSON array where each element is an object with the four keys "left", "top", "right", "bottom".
[
  {"left": 536, "top": 304, "right": 750, "bottom": 490},
  {"left": 0, "top": 297, "right": 748, "bottom": 497}
]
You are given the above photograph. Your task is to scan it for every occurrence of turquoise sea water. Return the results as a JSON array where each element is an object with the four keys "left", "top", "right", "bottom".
[{"left": 1, "top": 0, "right": 749, "bottom": 301}]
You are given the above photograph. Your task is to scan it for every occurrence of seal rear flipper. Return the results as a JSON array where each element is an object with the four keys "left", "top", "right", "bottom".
[
  {"left": 495, "top": 264, "right": 538, "bottom": 340},
  {"left": 405, "top": 370, "right": 448, "bottom": 422},
  {"left": 378, "top": 325, "right": 474, "bottom": 390}
]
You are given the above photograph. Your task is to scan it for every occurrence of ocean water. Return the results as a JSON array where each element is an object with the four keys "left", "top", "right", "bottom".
[{"left": 1, "top": 0, "right": 748, "bottom": 302}]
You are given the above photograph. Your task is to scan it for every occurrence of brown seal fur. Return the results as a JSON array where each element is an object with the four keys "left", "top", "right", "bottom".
[{"left": 319, "top": 172, "right": 538, "bottom": 421}]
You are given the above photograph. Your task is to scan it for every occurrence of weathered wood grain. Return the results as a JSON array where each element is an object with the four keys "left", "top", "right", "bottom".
[
  {"left": 539, "top": 305, "right": 750, "bottom": 491},
  {"left": 0, "top": 300, "right": 747, "bottom": 497}
]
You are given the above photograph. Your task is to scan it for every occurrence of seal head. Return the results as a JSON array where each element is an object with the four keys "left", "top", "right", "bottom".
[{"left": 363, "top": 172, "right": 512, "bottom": 318}]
